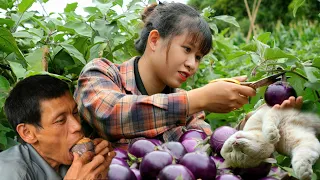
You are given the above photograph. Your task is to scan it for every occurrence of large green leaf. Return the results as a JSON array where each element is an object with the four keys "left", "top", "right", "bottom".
[
  {"left": 0, "top": 76, "right": 10, "bottom": 94},
  {"left": 0, "top": 0, "right": 8, "bottom": 10},
  {"left": 63, "top": 22, "right": 92, "bottom": 37},
  {"left": 8, "top": 61, "right": 27, "bottom": 79},
  {"left": 52, "top": 49, "right": 75, "bottom": 70},
  {"left": 0, "top": 18, "right": 15, "bottom": 28},
  {"left": 214, "top": 15, "right": 240, "bottom": 28},
  {"left": 26, "top": 48, "right": 43, "bottom": 72},
  {"left": 18, "top": 0, "right": 36, "bottom": 13},
  {"left": 264, "top": 48, "right": 298, "bottom": 60},
  {"left": 312, "top": 57, "right": 320, "bottom": 69},
  {"left": 0, "top": 27, "right": 27, "bottom": 68},
  {"left": 257, "top": 32, "right": 271, "bottom": 44},
  {"left": 304, "top": 67, "right": 320, "bottom": 83},
  {"left": 292, "top": 0, "right": 305, "bottom": 17},
  {"left": 30, "top": 17, "right": 50, "bottom": 34},
  {"left": 64, "top": 2, "right": 78, "bottom": 13},
  {"left": 11, "top": 12, "right": 35, "bottom": 27},
  {"left": 60, "top": 43, "right": 86, "bottom": 65}
]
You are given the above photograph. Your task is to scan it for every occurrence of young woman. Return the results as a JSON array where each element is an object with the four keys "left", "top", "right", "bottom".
[{"left": 74, "top": 2, "right": 258, "bottom": 148}]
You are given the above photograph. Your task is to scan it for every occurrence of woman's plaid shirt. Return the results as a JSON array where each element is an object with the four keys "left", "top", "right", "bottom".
[{"left": 74, "top": 57, "right": 212, "bottom": 147}]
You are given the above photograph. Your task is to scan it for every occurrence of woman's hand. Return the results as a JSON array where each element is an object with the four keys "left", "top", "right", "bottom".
[
  {"left": 272, "top": 96, "right": 303, "bottom": 110},
  {"left": 188, "top": 77, "right": 256, "bottom": 114}
]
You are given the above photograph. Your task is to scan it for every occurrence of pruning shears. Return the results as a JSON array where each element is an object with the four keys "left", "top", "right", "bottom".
[{"left": 209, "top": 72, "right": 285, "bottom": 89}]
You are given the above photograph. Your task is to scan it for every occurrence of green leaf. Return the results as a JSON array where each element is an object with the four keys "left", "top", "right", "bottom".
[
  {"left": 84, "top": 7, "right": 103, "bottom": 16},
  {"left": 0, "top": 27, "right": 28, "bottom": 68},
  {"left": 11, "top": 12, "right": 35, "bottom": 28},
  {"left": 30, "top": 17, "right": 50, "bottom": 34},
  {"left": 0, "top": 132, "right": 7, "bottom": 147},
  {"left": 53, "top": 49, "right": 75, "bottom": 70},
  {"left": 63, "top": 22, "right": 92, "bottom": 37},
  {"left": 293, "top": 0, "right": 305, "bottom": 18},
  {"left": 226, "top": 51, "right": 247, "bottom": 60},
  {"left": 18, "top": 0, "right": 36, "bottom": 13},
  {"left": 26, "top": 48, "right": 43, "bottom": 72},
  {"left": 8, "top": 61, "right": 27, "bottom": 79},
  {"left": 0, "top": 0, "right": 8, "bottom": 10},
  {"left": 312, "top": 57, "right": 320, "bottom": 69},
  {"left": 214, "top": 15, "right": 240, "bottom": 28},
  {"left": 64, "top": 2, "right": 78, "bottom": 13},
  {"left": 208, "top": 22, "right": 218, "bottom": 35},
  {"left": 0, "top": 18, "right": 15, "bottom": 28},
  {"left": 257, "top": 32, "right": 271, "bottom": 44},
  {"left": 304, "top": 67, "right": 320, "bottom": 83},
  {"left": 264, "top": 48, "right": 298, "bottom": 60},
  {"left": 89, "top": 43, "right": 108, "bottom": 60},
  {"left": 0, "top": 123, "right": 12, "bottom": 133},
  {"left": 0, "top": 76, "right": 10, "bottom": 94},
  {"left": 241, "top": 43, "right": 257, "bottom": 52},
  {"left": 60, "top": 43, "right": 86, "bottom": 65},
  {"left": 12, "top": 31, "right": 33, "bottom": 38}
]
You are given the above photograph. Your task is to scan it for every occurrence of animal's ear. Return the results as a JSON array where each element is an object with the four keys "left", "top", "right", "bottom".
[{"left": 264, "top": 157, "right": 277, "bottom": 164}]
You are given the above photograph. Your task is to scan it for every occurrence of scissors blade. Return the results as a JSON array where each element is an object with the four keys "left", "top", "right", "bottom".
[{"left": 241, "top": 72, "right": 285, "bottom": 89}]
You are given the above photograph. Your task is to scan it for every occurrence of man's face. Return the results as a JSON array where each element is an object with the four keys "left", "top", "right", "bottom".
[{"left": 32, "top": 92, "right": 84, "bottom": 166}]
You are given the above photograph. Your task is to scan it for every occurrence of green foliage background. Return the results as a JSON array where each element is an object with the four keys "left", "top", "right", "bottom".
[{"left": 0, "top": 0, "right": 320, "bottom": 178}]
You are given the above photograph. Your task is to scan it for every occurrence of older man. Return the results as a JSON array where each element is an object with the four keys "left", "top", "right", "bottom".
[{"left": 0, "top": 75, "right": 115, "bottom": 179}]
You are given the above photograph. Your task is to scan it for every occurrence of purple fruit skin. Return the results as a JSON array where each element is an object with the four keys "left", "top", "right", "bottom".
[
  {"left": 131, "top": 168, "right": 141, "bottom": 180},
  {"left": 147, "top": 138, "right": 163, "bottom": 146},
  {"left": 108, "top": 164, "right": 137, "bottom": 180},
  {"left": 210, "top": 155, "right": 225, "bottom": 169},
  {"left": 179, "top": 152, "right": 217, "bottom": 180},
  {"left": 71, "top": 141, "right": 94, "bottom": 155},
  {"left": 179, "top": 129, "right": 207, "bottom": 142},
  {"left": 233, "top": 162, "right": 272, "bottom": 180},
  {"left": 181, "top": 138, "right": 201, "bottom": 153},
  {"left": 264, "top": 81, "right": 297, "bottom": 106},
  {"left": 210, "top": 126, "right": 237, "bottom": 154},
  {"left": 161, "top": 141, "right": 187, "bottom": 162},
  {"left": 139, "top": 151, "right": 173, "bottom": 179},
  {"left": 128, "top": 139, "right": 156, "bottom": 158},
  {"left": 114, "top": 148, "right": 128, "bottom": 160},
  {"left": 111, "top": 157, "right": 129, "bottom": 167},
  {"left": 157, "top": 164, "right": 195, "bottom": 180},
  {"left": 216, "top": 174, "right": 241, "bottom": 180}
]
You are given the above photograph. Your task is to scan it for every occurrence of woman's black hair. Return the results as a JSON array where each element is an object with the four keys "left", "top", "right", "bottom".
[{"left": 135, "top": 2, "right": 212, "bottom": 56}]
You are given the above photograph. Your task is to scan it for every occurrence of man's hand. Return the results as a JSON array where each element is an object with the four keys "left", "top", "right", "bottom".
[
  {"left": 92, "top": 138, "right": 116, "bottom": 178},
  {"left": 64, "top": 139, "right": 116, "bottom": 180}
]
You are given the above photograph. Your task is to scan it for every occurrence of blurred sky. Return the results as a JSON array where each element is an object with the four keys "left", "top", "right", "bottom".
[{"left": 29, "top": 0, "right": 188, "bottom": 16}]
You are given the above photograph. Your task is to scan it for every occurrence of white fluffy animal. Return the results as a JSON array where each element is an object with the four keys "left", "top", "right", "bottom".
[{"left": 220, "top": 105, "right": 320, "bottom": 180}]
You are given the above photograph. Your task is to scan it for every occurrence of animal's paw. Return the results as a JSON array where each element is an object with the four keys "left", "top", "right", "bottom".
[
  {"left": 262, "top": 125, "right": 280, "bottom": 144},
  {"left": 292, "top": 160, "right": 313, "bottom": 180}
]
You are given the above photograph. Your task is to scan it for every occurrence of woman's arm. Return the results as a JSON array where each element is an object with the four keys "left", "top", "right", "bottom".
[{"left": 74, "top": 59, "right": 190, "bottom": 141}]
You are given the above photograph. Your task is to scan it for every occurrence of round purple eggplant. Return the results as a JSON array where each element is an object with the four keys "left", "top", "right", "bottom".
[
  {"left": 216, "top": 174, "right": 242, "bottom": 180},
  {"left": 128, "top": 139, "right": 156, "bottom": 158},
  {"left": 108, "top": 164, "right": 137, "bottom": 180},
  {"left": 161, "top": 141, "right": 187, "bottom": 162},
  {"left": 111, "top": 157, "right": 129, "bottom": 167},
  {"left": 157, "top": 164, "right": 195, "bottom": 180},
  {"left": 179, "top": 129, "right": 207, "bottom": 142},
  {"left": 264, "top": 81, "right": 297, "bottom": 106},
  {"left": 179, "top": 152, "right": 217, "bottom": 180},
  {"left": 139, "top": 151, "right": 173, "bottom": 179},
  {"left": 210, "top": 126, "right": 237, "bottom": 155}
]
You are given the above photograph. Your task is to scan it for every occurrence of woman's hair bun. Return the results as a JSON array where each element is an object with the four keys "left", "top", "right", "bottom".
[{"left": 141, "top": 3, "right": 158, "bottom": 23}]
